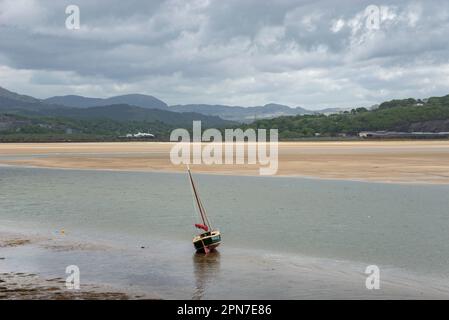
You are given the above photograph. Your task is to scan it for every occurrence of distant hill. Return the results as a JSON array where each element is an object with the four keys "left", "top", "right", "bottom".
[
  {"left": 0, "top": 86, "right": 234, "bottom": 129},
  {"left": 0, "top": 86, "right": 40, "bottom": 104},
  {"left": 0, "top": 87, "right": 235, "bottom": 141},
  {"left": 44, "top": 91, "right": 348, "bottom": 121},
  {"left": 10, "top": 85, "right": 448, "bottom": 142},
  {"left": 2, "top": 86, "right": 351, "bottom": 124},
  {"left": 243, "top": 94, "right": 449, "bottom": 139},
  {"left": 170, "top": 103, "right": 314, "bottom": 122},
  {"left": 44, "top": 96, "right": 316, "bottom": 121},
  {"left": 0, "top": 112, "right": 176, "bottom": 142},
  {"left": 44, "top": 93, "right": 168, "bottom": 110},
  {"left": 0, "top": 87, "right": 64, "bottom": 113},
  {"left": 39, "top": 104, "right": 233, "bottom": 127}
]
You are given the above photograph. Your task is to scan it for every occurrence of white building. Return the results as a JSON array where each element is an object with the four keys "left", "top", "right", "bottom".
[{"left": 125, "top": 132, "right": 155, "bottom": 138}]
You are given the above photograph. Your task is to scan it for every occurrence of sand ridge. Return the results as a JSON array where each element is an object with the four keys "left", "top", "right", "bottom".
[{"left": 1, "top": 141, "right": 449, "bottom": 183}]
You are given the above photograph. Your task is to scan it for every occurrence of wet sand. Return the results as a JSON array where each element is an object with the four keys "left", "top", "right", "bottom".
[
  {"left": 1, "top": 141, "right": 449, "bottom": 183},
  {"left": 1, "top": 228, "right": 449, "bottom": 300},
  {"left": 0, "top": 231, "right": 153, "bottom": 300},
  {"left": 0, "top": 273, "right": 131, "bottom": 300}
]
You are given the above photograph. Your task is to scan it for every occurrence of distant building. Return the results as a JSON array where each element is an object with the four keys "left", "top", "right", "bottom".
[
  {"left": 359, "top": 131, "right": 449, "bottom": 139},
  {"left": 359, "top": 131, "right": 374, "bottom": 138},
  {"left": 124, "top": 132, "right": 155, "bottom": 139}
]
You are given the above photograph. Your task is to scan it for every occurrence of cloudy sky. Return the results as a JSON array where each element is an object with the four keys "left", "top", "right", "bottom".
[{"left": 0, "top": 0, "right": 448, "bottom": 109}]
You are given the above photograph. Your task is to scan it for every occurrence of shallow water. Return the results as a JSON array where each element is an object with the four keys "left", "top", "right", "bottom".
[{"left": 1, "top": 166, "right": 449, "bottom": 299}]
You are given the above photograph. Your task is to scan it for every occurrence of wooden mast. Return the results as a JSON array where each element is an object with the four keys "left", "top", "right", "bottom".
[{"left": 188, "top": 166, "right": 211, "bottom": 230}]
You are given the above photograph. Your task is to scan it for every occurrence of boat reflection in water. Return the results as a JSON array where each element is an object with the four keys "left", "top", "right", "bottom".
[{"left": 192, "top": 251, "right": 221, "bottom": 300}]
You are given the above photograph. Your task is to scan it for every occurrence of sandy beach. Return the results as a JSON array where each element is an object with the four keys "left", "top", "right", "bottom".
[{"left": 1, "top": 141, "right": 449, "bottom": 183}]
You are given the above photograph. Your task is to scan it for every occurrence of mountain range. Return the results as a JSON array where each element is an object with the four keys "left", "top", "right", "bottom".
[
  {"left": 2, "top": 85, "right": 449, "bottom": 141},
  {"left": 169, "top": 103, "right": 316, "bottom": 122},
  {"left": 0, "top": 86, "right": 347, "bottom": 124},
  {"left": 0, "top": 86, "right": 231, "bottom": 127},
  {"left": 41, "top": 91, "right": 346, "bottom": 121},
  {"left": 38, "top": 104, "right": 232, "bottom": 127},
  {"left": 44, "top": 94, "right": 168, "bottom": 110}
]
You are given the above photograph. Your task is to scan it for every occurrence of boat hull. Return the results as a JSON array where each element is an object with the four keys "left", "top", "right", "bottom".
[{"left": 193, "top": 230, "right": 221, "bottom": 253}]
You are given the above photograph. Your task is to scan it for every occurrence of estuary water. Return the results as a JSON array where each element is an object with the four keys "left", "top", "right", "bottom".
[{"left": 1, "top": 166, "right": 449, "bottom": 299}]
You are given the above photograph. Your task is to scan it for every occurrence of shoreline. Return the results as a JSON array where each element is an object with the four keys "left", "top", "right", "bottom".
[
  {"left": 1, "top": 141, "right": 449, "bottom": 184},
  {"left": 1, "top": 162, "right": 448, "bottom": 186}
]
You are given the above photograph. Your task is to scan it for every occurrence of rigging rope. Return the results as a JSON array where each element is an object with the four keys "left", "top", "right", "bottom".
[{"left": 187, "top": 166, "right": 212, "bottom": 230}]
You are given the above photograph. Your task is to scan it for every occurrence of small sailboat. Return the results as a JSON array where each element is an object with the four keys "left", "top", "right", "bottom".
[{"left": 188, "top": 166, "right": 221, "bottom": 254}]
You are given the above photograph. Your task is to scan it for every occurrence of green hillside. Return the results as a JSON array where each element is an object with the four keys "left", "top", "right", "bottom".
[
  {"left": 243, "top": 95, "right": 449, "bottom": 139},
  {"left": 2, "top": 90, "right": 449, "bottom": 141},
  {"left": 0, "top": 114, "right": 174, "bottom": 141}
]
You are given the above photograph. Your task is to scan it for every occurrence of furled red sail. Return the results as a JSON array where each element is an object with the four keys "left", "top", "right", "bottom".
[{"left": 195, "top": 223, "right": 209, "bottom": 232}]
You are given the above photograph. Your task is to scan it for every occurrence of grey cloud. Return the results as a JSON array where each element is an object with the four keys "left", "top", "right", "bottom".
[{"left": 0, "top": 0, "right": 449, "bottom": 108}]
